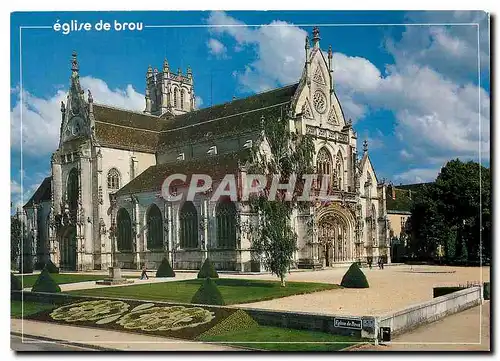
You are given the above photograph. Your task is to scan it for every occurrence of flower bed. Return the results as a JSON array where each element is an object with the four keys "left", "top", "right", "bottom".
[{"left": 27, "top": 299, "right": 235, "bottom": 340}]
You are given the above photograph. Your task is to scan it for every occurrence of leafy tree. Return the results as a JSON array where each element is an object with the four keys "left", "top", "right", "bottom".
[
  {"left": 251, "top": 200, "right": 298, "bottom": 287},
  {"left": 409, "top": 159, "right": 491, "bottom": 264},
  {"left": 246, "top": 117, "right": 315, "bottom": 287},
  {"left": 11, "top": 216, "right": 24, "bottom": 270}
]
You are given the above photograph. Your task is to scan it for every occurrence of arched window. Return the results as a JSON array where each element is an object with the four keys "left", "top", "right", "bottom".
[
  {"left": 117, "top": 208, "right": 133, "bottom": 251},
  {"left": 173, "top": 88, "right": 178, "bottom": 108},
  {"left": 179, "top": 201, "right": 198, "bottom": 249},
  {"left": 316, "top": 148, "right": 332, "bottom": 190},
  {"left": 335, "top": 151, "right": 344, "bottom": 190},
  {"left": 107, "top": 168, "right": 120, "bottom": 190},
  {"left": 147, "top": 204, "right": 163, "bottom": 250},
  {"left": 316, "top": 148, "right": 332, "bottom": 175},
  {"left": 216, "top": 201, "right": 237, "bottom": 249},
  {"left": 180, "top": 89, "right": 185, "bottom": 110},
  {"left": 67, "top": 168, "right": 79, "bottom": 211},
  {"left": 36, "top": 210, "right": 44, "bottom": 256}
]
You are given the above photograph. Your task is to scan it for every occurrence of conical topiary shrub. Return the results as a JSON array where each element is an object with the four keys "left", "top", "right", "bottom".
[
  {"left": 44, "top": 259, "right": 59, "bottom": 274},
  {"left": 11, "top": 273, "right": 22, "bottom": 291},
  {"left": 197, "top": 258, "right": 219, "bottom": 279},
  {"left": 156, "top": 258, "right": 176, "bottom": 277},
  {"left": 31, "top": 268, "right": 61, "bottom": 293},
  {"left": 191, "top": 277, "right": 225, "bottom": 305},
  {"left": 340, "top": 263, "right": 369, "bottom": 288}
]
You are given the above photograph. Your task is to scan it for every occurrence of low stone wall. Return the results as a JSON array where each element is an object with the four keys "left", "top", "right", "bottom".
[
  {"left": 12, "top": 291, "right": 375, "bottom": 338},
  {"left": 377, "top": 286, "right": 482, "bottom": 337},
  {"left": 240, "top": 306, "right": 376, "bottom": 338}
]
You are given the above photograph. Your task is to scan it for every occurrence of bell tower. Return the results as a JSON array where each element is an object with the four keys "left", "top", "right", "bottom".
[{"left": 144, "top": 59, "right": 195, "bottom": 117}]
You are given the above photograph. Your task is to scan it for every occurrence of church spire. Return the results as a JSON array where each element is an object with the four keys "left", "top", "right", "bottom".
[
  {"left": 71, "top": 51, "right": 79, "bottom": 75},
  {"left": 312, "top": 26, "right": 320, "bottom": 49}
]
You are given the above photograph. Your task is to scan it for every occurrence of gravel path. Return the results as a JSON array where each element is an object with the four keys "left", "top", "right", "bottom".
[
  {"left": 355, "top": 301, "right": 490, "bottom": 351},
  {"left": 234, "top": 265, "right": 490, "bottom": 316}
]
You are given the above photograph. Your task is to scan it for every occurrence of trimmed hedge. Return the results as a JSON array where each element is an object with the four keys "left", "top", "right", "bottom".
[
  {"left": 156, "top": 258, "right": 176, "bottom": 278},
  {"left": 433, "top": 286, "right": 465, "bottom": 298},
  {"left": 11, "top": 273, "right": 22, "bottom": 291},
  {"left": 44, "top": 260, "right": 59, "bottom": 274},
  {"left": 197, "top": 309, "right": 257, "bottom": 339},
  {"left": 340, "top": 263, "right": 369, "bottom": 288},
  {"left": 31, "top": 268, "right": 61, "bottom": 293},
  {"left": 197, "top": 258, "right": 219, "bottom": 279},
  {"left": 483, "top": 282, "right": 490, "bottom": 300},
  {"left": 191, "top": 278, "right": 225, "bottom": 305}
]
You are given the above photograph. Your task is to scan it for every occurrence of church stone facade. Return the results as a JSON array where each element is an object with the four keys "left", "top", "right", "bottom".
[{"left": 23, "top": 27, "right": 390, "bottom": 272}]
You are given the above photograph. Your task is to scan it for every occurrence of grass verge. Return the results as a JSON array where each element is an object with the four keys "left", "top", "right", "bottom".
[
  {"left": 198, "top": 325, "right": 362, "bottom": 351},
  {"left": 16, "top": 274, "right": 135, "bottom": 288},
  {"left": 11, "top": 300, "right": 57, "bottom": 318},
  {"left": 68, "top": 278, "right": 339, "bottom": 305}
]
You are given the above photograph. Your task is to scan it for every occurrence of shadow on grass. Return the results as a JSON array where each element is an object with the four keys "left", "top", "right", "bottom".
[{"left": 183, "top": 279, "right": 276, "bottom": 288}]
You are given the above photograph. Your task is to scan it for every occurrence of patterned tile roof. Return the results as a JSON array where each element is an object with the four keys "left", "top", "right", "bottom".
[
  {"left": 385, "top": 183, "right": 431, "bottom": 212},
  {"left": 23, "top": 177, "right": 52, "bottom": 208},
  {"left": 116, "top": 151, "right": 251, "bottom": 196},
  {"left": 158, "top": 83, "right": 298, "bottom": 147}
]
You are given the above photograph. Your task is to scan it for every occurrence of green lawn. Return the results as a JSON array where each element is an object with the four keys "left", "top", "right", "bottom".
[
  {"left": 11, "top": 300, "right": 57, "bottom": 318},
  {"left": 16, "top": 274, "right": 135, "bottom": 288},
  {"left": 198, "top": 325, "right": 363, "bottom": 351},
  {"left": 68, "top": 278, "right": 339, "bottom": 305}
]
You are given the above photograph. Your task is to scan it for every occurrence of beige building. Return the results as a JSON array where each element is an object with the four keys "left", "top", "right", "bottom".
[{"left": 23, "top": 27, "right": 390, "bottom": 272}]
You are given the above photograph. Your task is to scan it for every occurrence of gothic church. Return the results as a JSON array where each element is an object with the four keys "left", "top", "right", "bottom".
[{"left": 23, "top": 27, "right": 390, "bottom": 272}]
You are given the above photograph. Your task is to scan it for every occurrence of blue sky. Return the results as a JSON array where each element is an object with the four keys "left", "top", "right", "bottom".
[{"left": 10, "top": 10, "right": 490, "bottom": 210}]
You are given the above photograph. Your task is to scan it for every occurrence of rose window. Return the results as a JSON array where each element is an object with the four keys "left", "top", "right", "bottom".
[{"left": 313, "top": 91, "right": 327, "bottom": 114}]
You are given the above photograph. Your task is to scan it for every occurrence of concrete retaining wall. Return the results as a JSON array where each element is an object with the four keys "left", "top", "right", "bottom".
[{"left": 377, "top": 286, "right": 482, "bottom": 336}]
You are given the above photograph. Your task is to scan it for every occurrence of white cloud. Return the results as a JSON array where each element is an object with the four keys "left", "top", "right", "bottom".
[
  {"left": 399, "top": 149, "right": 413, "bottom": 160},
  {"left": 195, "top": 95, "right": 204, "bottom": 109},
  {"left": 394, "top": 167, "right": 441, "bottom": 184},
  {"left": 10, "top": 171, "right": 50, "bottom": 212},
  {"left": 205, "top": 11, "right": 490, "bottom": 178},
  {"left": 11, "top": 180, "right": 22, "bottom": 196},
  {"left": 10, "top": 76, "right": 144, "bottom": 157},
  {"left": 80, "top": 77, "right": 144, "bottom": 111},
  {"left": 207, "top": 12, "right": 306, "bottom": 93},
  {"left": 207, "top": 38, "right": 227, "bottom": 58},
  {"left": 387, "top": 11, "right": 489, "bottom": 83}
]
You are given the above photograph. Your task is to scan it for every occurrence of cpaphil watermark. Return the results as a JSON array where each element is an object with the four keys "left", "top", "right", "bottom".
[{"left": 161, "top": 173, "right": 345, "bottom": 203}]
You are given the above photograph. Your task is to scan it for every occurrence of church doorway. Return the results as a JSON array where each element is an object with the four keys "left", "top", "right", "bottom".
[
  {"left": 318, "top": 213, "right": 349, "bottom": 266},
  {"left": 60, "top": 226, "right": 77, "bottom": 271}
]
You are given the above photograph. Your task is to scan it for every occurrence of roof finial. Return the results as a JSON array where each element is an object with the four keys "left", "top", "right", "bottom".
[
  {"left": 363, "top": 139, "right": 368, "bottom": 153},
  {"left": 305, "top": 35, "right": 310, "bottom": 50},
  {"left": 328, "top": 45, "right": 333, "bottom": 59},
  {"left": 71, "top": 51, "right": 79, "bottom": 73},
  {"left": 88, "top": 89, "right": 93, "bottom": 103},
  {"left": 61, "top": 101, "right": 66, "bottom": 114},
  {"left": 163, "top": 58, "right": 169, "bottom": 71},
  {"left": 312, "top": 26, "right": 320, "bottom": 49}
]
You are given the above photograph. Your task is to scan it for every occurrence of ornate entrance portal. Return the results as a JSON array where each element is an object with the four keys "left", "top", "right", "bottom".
[
  {"left": 318, "top": 213, "right": 350, "bottom": 266},
  {"left": 60, "top": 226, "right": 77, "bottom": 271}
]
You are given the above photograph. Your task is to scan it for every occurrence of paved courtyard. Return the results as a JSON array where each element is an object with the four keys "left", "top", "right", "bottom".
[
  {"left": 46, "top": 264, "right": 490, "bottom": 317},
  {"left": 232, "top": 265, "right": 490, "bottom": 316},
  {"left": 356, "top": 301, "right": 490, "bottom": 351}
]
